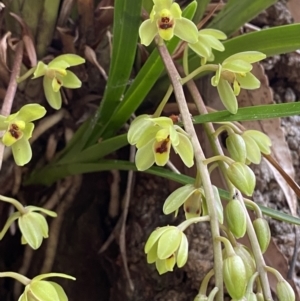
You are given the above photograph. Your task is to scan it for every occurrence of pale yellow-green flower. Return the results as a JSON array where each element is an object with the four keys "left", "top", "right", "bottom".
[
  {"left": 0, "top": 272, "right": 75, "bottom": 301},
  {"left": 145, "top": 225, "right": 189, "bottom": 274},
  {"left": 189, "top": 29, "right": 227, "bottom": 65},
  {"left": 163, "top": 184, "right": 204, "bottom": 219},
  {"left": 32, "top": 54, "right": 85, "bottom": 110},
  {"left": 0, "top": 104, "right": 46, "bottom": 166},
  {"left": 0, "top": 195, "right": 57, "bottom": 249},
  {"left": 128, "top": 115, "right": 194, "bottom": 171},
  {"left": 211, "top": 51, "right": 266, "bottom": 114},
  {"left": 139, "top": 0, "right": 198, "bottom": 46}
]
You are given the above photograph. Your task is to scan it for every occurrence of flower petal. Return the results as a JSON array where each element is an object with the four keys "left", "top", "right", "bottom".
[
  {"left": 26, "top": 205, "right": 57, "bottom": 217},
  {"left": 32, "top": 61, "right": 48, "bottom": 78},
  {"left": 173, "top": 132, "right": 194, "bottom": 167},
  {"left": 157, "top": 227, "right": 181, "bottom": 259},
  {"left": 188, "top": 40, "right": 211, "bottom": 59},
  {"left": 170, "top": 2, "right": 182, "bottom": 19},
  {"left": 0, "top": 115, "right": 8, "bottom": 130},
  {"left": 147, "top": 242, "right": 158, "bottom": 263},
  {"left": 176, "top": 233, "right": 188, "bottom": 267},
  {"left": 236, "top": 72, "right": 261, "bottom": 90},
  {"left": 224, "top": 51, "right": 266, "bottom": 64},
  {"left": 163, "top": 184, "right": 196, "bottom": 214},
  {"left": 155, "top": 258, "right": 168, "bottom": 275},
  {"left": 135, "top": 139, "right": 155, "bottom": 171},
  {"left": 145, "top": 226, "right": 172, "bottom": 253},
  {"left": 2, "top": 130, "right": 19, "bottom": 146},
  {"left": 48, "top": 282, "right": 68, "bottom": 301},
  {"left": 127, "top": 114, "right": 152, "bottom": 145},
  {"left": 12, "top": 138, "right": 32, "bottom": 166},
  {"left": 200, "top": 34, "right": 225, "bottom": 51},
  {"left": 61, "top": 70, "right": 82, "bottom": 88},
  {"left": 199, "top": 29, "right": 227, "bottom": 40},
  {"left": 48, "top": 54, "right": 85, "bottom": 68},
  {"left": 217, "top": 79, "right": 238, "bottom": 114},
  {"left": 23, "top": 122, "right": 34, "bottom": 140},
  {"left": 18, "top": 212, "right": 46, "bottom": 249},
  {"left": 43, "top": 76, "right": 62, "bottom": 110},
  {"left": 174, "top": 18, "right": 198, "bottom": 44},
  {"left": 139, "top": 19, "right": 157, "bottom": 46},
  {"left": 17, "top": 104, "right": 46, "bottom": 122},
  {"left": 153, "top": 139, "right": 171, "bottom": 166},
  {"left": 153, "top": 0, "right": 172, "bottom": 10},
  {"left": 30, "top": 280, "right": 60, "bottom": 301},
  {"left": 222, "top": 59, "right": 252, "bottom": 73}
]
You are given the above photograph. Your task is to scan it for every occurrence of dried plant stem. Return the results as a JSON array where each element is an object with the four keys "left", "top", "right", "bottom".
[
  {"left": 157, "top": 43, "right": 224, "bottom": 301},
  {"left": 0, "top": 41, "right": 23, "bottom": 170},
  {"left": 185, "top": 75, "right": 273, "bottom": 300}
]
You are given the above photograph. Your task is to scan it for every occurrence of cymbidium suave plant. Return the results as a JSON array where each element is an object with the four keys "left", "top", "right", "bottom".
[
  {"left": 0, "top": 104, "right": 46, "bottom": 166},
  {"left": 0, "top": 272, "right": 75, "bottom": 301},
  {"left": 127, "top": 0, "right": 294, "bottom": 300},
  {"left": 0, "top": 195, "right": 57, "bottom": 250}
]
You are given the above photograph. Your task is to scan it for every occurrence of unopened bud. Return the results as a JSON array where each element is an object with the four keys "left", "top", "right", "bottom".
[
  {"left": 223, "top": 254, "right": 247, "bottom": 299},
  {"left": 276, "top": 279, "right": 295, "bottom": 301},
  {"left": 253, "top": 218, "right": 271, "bottom": 253},
  {"left": 226, "top": 133, "right": 246, "bottom": 163},
  {"left": 234, "top": 244, "right": 256, "bottom": 281},
  {"left": 226, "top": 162, "right": 256, "bottom": 196},
  {"left": 225, "top": 199, "right": 246, "bottom": 238}
]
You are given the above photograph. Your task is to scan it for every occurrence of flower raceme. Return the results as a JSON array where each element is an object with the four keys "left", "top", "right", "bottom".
[
  {"left": 0, "top": 104, "right": 46, "bottom": 166},
  {"left": 139, "top": 0, "right": 198, "bottom": 46},
  {"left": 128, "top": 115, "right": 194, "bottom": 171},
  {"left": 211, "top": 51, "right": 266, "bottom": 114}
]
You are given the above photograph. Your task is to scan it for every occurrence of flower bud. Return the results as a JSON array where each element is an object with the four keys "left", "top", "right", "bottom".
[
  {"left": 244, "top": 130, "right": 271, "bottom": 155},
  {"left": 223, "top": 254, "right": 247, "bottom": 299},
  {"left": 226, "top": 162, "right": 256, "bottom": 196},
  {"left": 234, "top": 244, "right": 256, "bottom": 281},
  {"left": 242, "top": 133, "right": 262, "bottom": 164},
  {"left": 226, "top": 133, "right": 247, "bottom": 163},
  {"left": 225, "top": 199, "right": 246, "bottom": 238},
  {"left": 276, "top": 279, "right": 295, "bottom": 301},
  {"left": 253, "top": 218, "right": 271, "bottom": 253}
]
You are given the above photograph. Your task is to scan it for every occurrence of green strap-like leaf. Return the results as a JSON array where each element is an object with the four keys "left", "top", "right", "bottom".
[
  {"left": 193, "top": 102, "right": 300, "bottom": 124},
  {"left": 207, "top": 0, "right": 276, "bottom": 36},
  {"left": 25, "top": 160, "right": 300, "bottom": 226}
]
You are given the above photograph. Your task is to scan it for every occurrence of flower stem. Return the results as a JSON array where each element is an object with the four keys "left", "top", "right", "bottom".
[
  {"left": 180, "top": 68, "right": 273, "bottom": 300},
  {"left": 0, "top": 272, "right": 30, "bottom": 285},
  {"left": 0, "top": 41, "right": 24, "bottom": 170},
  {"left": 157, "top": 42, "right": 224, "bottom": 301},
  {"left": 0, "top": 195, "right": 26, "bottom": 214},
  {"left": 180, "top": 64, "right": 218, "bottom": 85},
  {"left": 153, "top": 85, "right": 173, "bottom": 117}
]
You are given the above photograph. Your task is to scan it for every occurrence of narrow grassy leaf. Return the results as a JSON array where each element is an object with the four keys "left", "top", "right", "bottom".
[
  {"left": 26, "top": 160, "right": 300, "bottom": 226},
  {"left": 192, "top": 102, "right": 300, "bottom": 124},
  {"left": 207, "top": 0, "right": 276, "bottom": 36}
]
